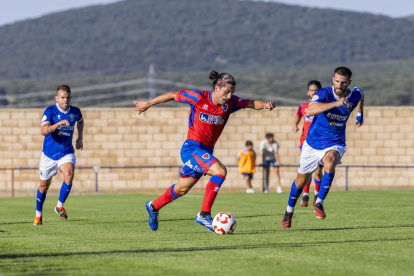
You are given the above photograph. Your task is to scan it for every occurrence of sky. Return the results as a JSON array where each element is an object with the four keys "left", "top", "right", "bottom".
[{"left": 0, "top": 0, "right": 413, "bottom": 27}]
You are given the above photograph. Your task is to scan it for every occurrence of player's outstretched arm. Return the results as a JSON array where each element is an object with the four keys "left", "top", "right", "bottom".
[
  {"left": 355, "top": 93, "right": 364, "bottom": 128},
  {"left": 40, "top": 120, "right": 70, "bottom": 136},
  {"left": 247, "top": 100, "right": 275, "bottom": 111},
  {"left": 293, "top": 114, "right": 301, "bottom": 132},
  {"left": 133, "top": 92, "right": 177, "bottom": 115},
  {"left": 76, "top": 119, "right": 84, "bottom": 150},
  {"left": 306, "top": 97, "right": 347, "bottom": 116}
]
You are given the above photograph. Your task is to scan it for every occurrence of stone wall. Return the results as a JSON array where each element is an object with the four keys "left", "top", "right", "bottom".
[{"left": 1, "top": 107, "right": 413, "bottom": 196}]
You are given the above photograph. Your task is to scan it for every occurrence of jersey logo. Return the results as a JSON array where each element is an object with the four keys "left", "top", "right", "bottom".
[
  {"left": 185, "top": 160, "right": 193, "bottom": 169},
  {"left": 346, "top": 103, "right": 353, "bottom": 112},
  {"left": 326, "top": 113, "right": 348, "bottom": 121},
  {"left": 203, "top": 104, "right": 208, "bottom": 110},
  {"left": 222, "top": 104, "right": 228, "bottom": 112},
  {"left": 70, "top": 115, "right": 74, "bottom": 121},
  {"left": 199, "top": 113, "right": 224, "bottom": 125},
  {"left": 58, "top": 115, "right": 61, "bottom": 119},
  {"left": 202, "top": 153, "right": 210, "bottom": 159},
  {"left": 311, "top": 95, "right": 319, "bottom": 102}
]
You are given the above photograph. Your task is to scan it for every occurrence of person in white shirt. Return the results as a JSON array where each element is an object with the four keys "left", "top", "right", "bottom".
[{"left": 259, "top": 133, "right": 282, "bottom": 193}]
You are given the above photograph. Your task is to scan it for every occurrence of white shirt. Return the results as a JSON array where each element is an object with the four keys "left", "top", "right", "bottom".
[{"left": 259, "top": 139, "right": 279, "bottom": 161}]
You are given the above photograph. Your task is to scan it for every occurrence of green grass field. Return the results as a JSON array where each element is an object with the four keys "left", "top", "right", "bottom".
[{"left": 1, "top": 190, "right": 414, "bottom": 275}]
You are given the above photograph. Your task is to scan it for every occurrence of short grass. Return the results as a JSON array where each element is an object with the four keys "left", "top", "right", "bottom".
[{"left": 1, "top": 190, "right": 414, "bottom": 275}]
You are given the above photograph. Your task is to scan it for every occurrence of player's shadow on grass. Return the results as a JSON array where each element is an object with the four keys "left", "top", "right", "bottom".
[
  {"left": 298, "top": 224, "right": 414, "bottom": 231},
  {"left": 140, "top": 214, "right": 274, "bottom": 223},
  {"left": 2, "top": 237, "right": 414, "bottom": 260},
  {"left": 0, "top": 221, "right": 32, "bottom": 225}
]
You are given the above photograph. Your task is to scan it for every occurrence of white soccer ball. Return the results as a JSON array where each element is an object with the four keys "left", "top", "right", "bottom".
[{"left": 212, "top": 212, "right": 237, "bottom": 235}]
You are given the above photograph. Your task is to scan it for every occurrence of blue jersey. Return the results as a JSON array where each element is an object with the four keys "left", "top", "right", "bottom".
[
  {"left": 306, "top": 86, "right": 363, "bottom": 150},
  {"left": 41, "top": 104, "right": 83, "bottom": 160}
]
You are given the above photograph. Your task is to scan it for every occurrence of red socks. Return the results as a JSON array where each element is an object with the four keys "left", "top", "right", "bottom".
[
  {"left": 153, "top": 184, "right": 180, "bottom": 211},
  {"left": 201, "top": 175, "right": 225, "bottom": 213}
]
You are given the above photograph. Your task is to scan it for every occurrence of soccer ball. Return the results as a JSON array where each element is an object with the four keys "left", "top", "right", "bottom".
[{"left": 212, "top": 212, "right": 237, "bottom": 235}]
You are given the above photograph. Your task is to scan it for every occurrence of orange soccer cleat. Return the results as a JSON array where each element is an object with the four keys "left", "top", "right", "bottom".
[
  {"left": 55, "top": 206, "right": 68, "bottom": 220},
  {"left": 34, "top": 216, "right": 42, "bottom": 226}
]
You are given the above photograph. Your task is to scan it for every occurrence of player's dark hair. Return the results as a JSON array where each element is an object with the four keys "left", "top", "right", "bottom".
[
  {"left": 334, "top": 67, "right": 352, "bottom": 80},
  {"left": 56, "top": 84, "right": 71, "bottom": 95},
  {"left": 307, "top": 80, "right": 322, "bottom": 90},
  {"left": 246, "top": 140, "right": 253, "bottom": 146},
  {"left": 209, "top": 70, "right": 236, "bottom": 89},
  {"left": 265, "top": 133, "right": 274, "bottom": 139}
]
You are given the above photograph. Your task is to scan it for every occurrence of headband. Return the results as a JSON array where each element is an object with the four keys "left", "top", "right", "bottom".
[{"left": 215, "top": 78, "right": 233, "bottom": 86}]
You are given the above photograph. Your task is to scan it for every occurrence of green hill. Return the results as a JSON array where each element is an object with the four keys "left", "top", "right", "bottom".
[
  {"left": 1, "top": 0, "right": 414, "bottom": 106},
  {"left": 1, "top": 0, "right": 414, "bottom": 79}
]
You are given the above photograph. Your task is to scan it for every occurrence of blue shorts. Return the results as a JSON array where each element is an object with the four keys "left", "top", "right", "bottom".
[
  {"left": 180, "top": 140, "right": 218, "bottom": 180},
  {"left": 263, "top": 159, "right": 279, "bottom": 168},
  {"left": 242, "top": 173, "right": 254, "bottom": 179}
]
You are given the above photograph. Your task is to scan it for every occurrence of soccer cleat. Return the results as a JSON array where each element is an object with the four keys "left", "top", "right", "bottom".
[
  {"left": 55, "top": 206, "right": 68, "bottom": 220},
  {"left": 145, "top": 201, "right": 159, "bottom": 231},
  {"left": 280, "top": 211, "right": 293, "bottom": 228},
  {"left": 277, "top": 186, "right": 283, "bottom": 193},
  {"left": 314, "top": 202, "right": 326, "bottom": 219},
  {"left": 301, "top": 195, "right": 309, "bottom": 207},
  {"left": 195, "top": 212, "right": 214, "bottom": 233},
  {"left": 34, "top": 216, "right": 42, "bottom": 226}
]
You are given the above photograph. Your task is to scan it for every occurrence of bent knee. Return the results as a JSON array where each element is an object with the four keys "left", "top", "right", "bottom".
[
  {"left": 214, "top": 164, "right": 227, "bottom": 177},
  {"left": 176, "top": 187, "right": 190, "bottom": 196},
  {"left": 63, "top": 174, "right": 74, "bottom": 184}
]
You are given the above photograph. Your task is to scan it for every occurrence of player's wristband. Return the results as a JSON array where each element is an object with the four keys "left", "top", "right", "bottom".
[{"left": 356, "top": 111, "right": 364, "bottom": 124}]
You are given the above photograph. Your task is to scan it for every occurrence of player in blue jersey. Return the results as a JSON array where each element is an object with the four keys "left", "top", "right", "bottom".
[
  {"left": 34, "top": 85, "right": 84, "bottom": 226},
  {"left": 281, "top": 67, "right": 364, "bottom": 228}
]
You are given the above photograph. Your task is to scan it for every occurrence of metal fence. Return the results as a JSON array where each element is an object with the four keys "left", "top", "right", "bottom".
[{"left": 2, "top": 164, "right": 414, "bottom": 197}]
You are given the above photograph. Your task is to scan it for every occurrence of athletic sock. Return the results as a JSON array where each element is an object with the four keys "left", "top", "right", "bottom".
[
  {"left": 57, "top": 181, "right": 72, "bottom": 207},
  {"left": 314, "top": 178, "right": 321, "bottom": 196},
  {"left": 303, "top": 176, "right": 312, "bottom": 194},
  {"left": 199, "top": 211, "right": 211, "bottom": 217},
  {"left": 153, "top": 184, "right": 181, "bottom": 211},
  {"left": 36, "top": 189, "right": 47, "bottom": 216},
  {"left": 201, "top": 175, "right": 225, "bottom": 213},
  {"left": 317, "top": 171, "right": 335, "bottom": 204},
  {"left": 287, "top": 180, "right": 303, "bottom": 213}
]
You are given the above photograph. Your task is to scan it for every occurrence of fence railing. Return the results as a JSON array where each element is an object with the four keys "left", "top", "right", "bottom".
[{"left": 2, "top": 164, "right": 414, "bottom": 197}]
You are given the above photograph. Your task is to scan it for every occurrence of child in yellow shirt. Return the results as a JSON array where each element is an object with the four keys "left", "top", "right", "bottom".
[{"left": 237, "top": 141, "right": 256, "bottom": 193}]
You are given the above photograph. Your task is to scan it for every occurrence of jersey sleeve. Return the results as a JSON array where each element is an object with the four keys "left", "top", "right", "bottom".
[
  {"left": 352, "top": 87, "right": 364, "bottom": 101},
  {"left": 77, "top": 109, "right": 83, "bottom": 122},
  {"left": 41, "top": 107, "right": 53, "bottom": 126},
  {"left": 175, "top": 90, "right": 203, "bottom": 106},
  {"left": 310, "top": 88, "right": 328, "bottom": 104},
  {"left": 296, "top": 105, "right": 303, "bottom": 116},
  {"left": 229, "top": 95, "right": 250, "bottom": 113}
]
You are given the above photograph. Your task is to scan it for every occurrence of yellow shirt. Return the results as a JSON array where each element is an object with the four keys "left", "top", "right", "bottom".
[{"left": 237, "top": 148, "right": 256, "bottom": 174}]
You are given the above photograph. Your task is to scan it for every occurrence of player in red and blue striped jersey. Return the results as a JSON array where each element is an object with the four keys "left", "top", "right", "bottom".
[
  {"left": 292, "top": 81, "right": 323, "bottom": 208},
  {"left": 134, "top": 71, "right": 275, "bottom": 233}
]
